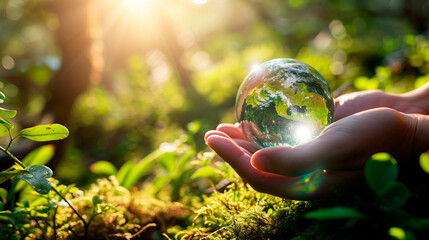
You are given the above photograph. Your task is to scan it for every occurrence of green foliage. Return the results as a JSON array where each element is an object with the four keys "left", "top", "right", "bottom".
[
  {"left": 304, "top": 206, "right": 366, "bottom": 220},
  {"left": 365, "top": 152, "right": 398, "bottom": 194},
  {"left": 1, "top": 1, "right": 429, "bottom": 239},
  {"left": 419, "top": 151, "right": 429, "bottom": 174},
  {"left": 176, "top": 182, "right": 310, "bottom": 240},
  {"left": 17, "top": 165, "right": 53, "bottom": 195},
  {"left": 90, "top": 161, "right": 117, "bottom": 176},
  {"left": 17, "top": 124, "right": 69, "bottom": 142}
]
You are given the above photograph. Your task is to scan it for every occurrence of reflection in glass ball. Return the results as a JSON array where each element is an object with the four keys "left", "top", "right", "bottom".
[{"left": 235, "top": 58, "right": 334, "bottom": 149}]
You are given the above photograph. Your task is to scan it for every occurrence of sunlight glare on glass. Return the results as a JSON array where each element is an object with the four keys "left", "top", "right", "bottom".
[
  {"left": 292, "top": 123, "right": 314, "bottom": 144},
  {"left": 192, "top": 0, "right": 208, "bottom": 5},
  {"left": 249, "top": 61, "right": 263, "bottom": 74}
]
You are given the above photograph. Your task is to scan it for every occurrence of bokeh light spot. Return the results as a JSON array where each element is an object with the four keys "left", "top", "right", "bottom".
[
  {"left": 192, "top": 0, "right": 208, "bottom": 5},
  {"left": 2, "top": 56, "right": 15, "bottom": 70}
]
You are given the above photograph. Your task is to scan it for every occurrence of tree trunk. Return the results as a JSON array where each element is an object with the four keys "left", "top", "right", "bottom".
[{"left": 42, "top": 0, "right": 103, "bottom": 170}]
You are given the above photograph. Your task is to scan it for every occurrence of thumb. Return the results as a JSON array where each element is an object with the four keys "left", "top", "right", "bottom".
[{"left": 251, "top": 107, "right": 410, "bottom": 176}]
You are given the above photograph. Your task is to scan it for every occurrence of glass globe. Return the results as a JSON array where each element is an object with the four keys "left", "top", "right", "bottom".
[{"left": 236, "top": 58, "right": 334, "bottom": 148}]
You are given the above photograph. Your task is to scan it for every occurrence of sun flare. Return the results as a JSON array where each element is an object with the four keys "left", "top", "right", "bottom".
[{"left": 292, "top": 123, "right": 314, "bottom": 144}]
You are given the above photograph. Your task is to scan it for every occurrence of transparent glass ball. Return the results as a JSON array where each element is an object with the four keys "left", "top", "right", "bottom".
[{"left": 236, "top": 58, "right": 334, "bottom": 149}]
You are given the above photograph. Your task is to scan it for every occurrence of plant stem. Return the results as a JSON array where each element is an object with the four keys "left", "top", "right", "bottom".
[
  {"left": 5, "top": 130, "right": 14, "bottom": 151},
  {"left": 51, "top": 187, "right": 88, "bottom": 240},
  {"left": 68, "top": 226, "right": 81, "bottom": 240},
  {"left": 0, "top": 145, "right": 25, "bottom": 169},
  {"left": 53, "top": 206, "right": 57, "bottom": 239}
]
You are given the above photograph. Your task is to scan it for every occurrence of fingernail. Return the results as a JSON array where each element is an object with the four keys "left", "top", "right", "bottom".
[{"left": 251, "top": 155, "right": 270, "bottom": 171}]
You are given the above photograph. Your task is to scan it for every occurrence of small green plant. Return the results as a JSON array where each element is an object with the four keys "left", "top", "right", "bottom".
[{"left": 0, "top": 92, "right": 110, "bottom": 240}]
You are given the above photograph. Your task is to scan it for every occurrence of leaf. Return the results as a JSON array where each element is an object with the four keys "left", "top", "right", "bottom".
[
  {"left": 377, "top": 181, "right": 410, "bottom": 210},
  {"left": 0, "top": 107, "right": 17, "bottom": 119},
  {"left": 0, "top": 188, "right": 8, "bottom": 204},
  {"left": 388, "top": 227, "right": 406, "bottom": 240},
  {"left": 17, "top": 124, "right": 69, "bottom": 142},
  {"left": 116, "top": 161, "right": 135, "bottom": 186},
  {"left": 409, "top": 218, "right": 429, "bottom": 231},
  {"left": 158, "top": 151, "right": 176, "bottom": 172},
  {"left": 22, "top": 144, "right": 55, "bottom": 166},
  {"left": 0, "top": 211, "right": 15, "bottom": 225},
  {"left": 0, "top": 118, "right": 13, "bottom": 137},
  {"left": 192, "top": 166, "right": 217, "bottom": 179},
  {"left": 122, "top": 150, "right": 160, "bottom": 189},
  {"left": 92, "top": 195, "right": 102, "bottom": 206},
  {"left": 186, "top": 121, "right": 201, "bottom": 134},
  {"left": 419, "top": 152, "right": 429, "bottom": 174},
  {"left": 14, "top": 147, "right": 55, "bottom": 193},
  {"left": 354, "top": 76, "right": 379, "bottom": 91},
  {"left": 90, "top": 161, "right": 117, "bottom": 176},
  {"left": 17, "top": 165, "right": 53, "bottom": 195},
  {"left": 0, "top": 91, "right": 5, "bottom": 101},
  {"left": 365, "top": 153, "right": 398, "bottom": 194},
  {"left": 0, "top": 169, "right": 28, "bottom": 184},
  {"left": 304, "top": 206, "right": 366, "bottom": 220}
]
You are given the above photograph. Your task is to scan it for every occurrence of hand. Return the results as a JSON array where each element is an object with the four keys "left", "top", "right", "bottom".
[
  {"left": 205, "top": 88, "right": 429, "bottom": 200},
  {"left": 334, "top": 89, "right": 427, "bottom": 120}
]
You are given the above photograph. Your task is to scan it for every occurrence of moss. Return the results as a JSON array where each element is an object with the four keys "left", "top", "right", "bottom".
[{"left": 176, "top": 181, "right": 311, "bottom": 240}]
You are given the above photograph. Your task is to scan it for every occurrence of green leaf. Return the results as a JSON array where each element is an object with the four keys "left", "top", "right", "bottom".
[
  {"left": 122, "top": 150, "right": 161, "bottom": 189},
  {"left": 304, "top": 206, "right": 366, "bottom": 220},
  {"left": 14, "top": 145, "right": 56, "bottom": 193},
  {"left": 17, "top": 165, "right": 53, "bottom": 195},
  {"left": 0, "top": 169, "right": 28, "bottom": 184},
  {"left": 0, "top": 118, "right": 13, "bottom": 137},
  {"left": 192, "top": 166, "right": 217, "bottom": 179},
  {"left": 90, "top": 161, "right": 117, "bottom": 176},
  {"left": 116, "top": 161, "right": 135, "bottom": 186},
  {"left": 419, "top": 152, "right": 429, "bottom": 174},
  {"left": 0, "top": 188, "right": 8, "bottom": 204},
  {"left": 17, "top": 124, "right": 69, "bottom": 142},
  {"left": 22, "top": 144, "right": 55, "bottom": 166},
  {"left": 365, "top": 153, "right": 398, "bottom": 194},
  {"left": 0, "top": 107, "right": 17, "bottom": 119},
  {"left": 92, "top": 195, "right": 102, "bottom": 206},
  {"left": 177, "top": 150, "right": 194, "bottom": 171},
  {"left": 0, "top": 211, "right": 15, "bottom": 225},
  {"left": 187, "top": 120, "right": 201, "bottom": 134},
  {"left": 354, "top": 76, "right": 379, "bottom": 91},
  {"left": 409, "top": 218, "right": 429, "bottom": 231},
  {"left": 388, "top": 227, "right": 406, "bottom": 240},
  {"left": 377, "top": 181, "right": 410, "bottom": 210},
  {"left": 158, "top": 151, "right": 176, "bottom": 172},
  {"left": 0, "top": 91, "right": 5, "bottom": 101}
]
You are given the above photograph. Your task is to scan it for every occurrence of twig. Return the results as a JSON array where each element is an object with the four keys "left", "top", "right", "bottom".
[
  {"left": 0, "top": 145, "right": 26, "bottom": 169},
  {"left": 53, "top": 206, "right": 58, "bottom": 240},
  {"left": 52, "top": 187, "right": 88, "bottom": 240},
  {"left": 68, "top": 226, "right": 81, "bottom": 240},
  {"left": 128, "top": 223, "right": 157, "bottom": 239}
]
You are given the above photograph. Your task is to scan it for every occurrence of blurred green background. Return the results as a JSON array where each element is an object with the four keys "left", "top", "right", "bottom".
[{"left": 0, "top": 0, "right": 428, "bottom": 186}]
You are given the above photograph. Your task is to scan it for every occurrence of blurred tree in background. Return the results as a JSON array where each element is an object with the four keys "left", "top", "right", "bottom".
[{"left": 0, "top": 0, "right": 428, "bottom": 185}]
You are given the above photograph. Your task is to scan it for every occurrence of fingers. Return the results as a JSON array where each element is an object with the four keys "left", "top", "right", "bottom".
[
  {"left": 205, "top": 135, "right": 322, "bottom": 200},
  {"left": 252, "top": 108, "right": 408, "bottom": 177},
  {"left": 251, "top": 135, "right": 349, "bottom": 177},
  {"left": 216, "top": 123, "right": 247, "bottom": 140},
  {"left": 334, "top": 90, "right": 396, "bottom": 121},
  {"left": 206, "top": 130, "right": 365, "bottom": 200},
  {"left": 205, "top": 129, "right": 257, "bottom": 154}
]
